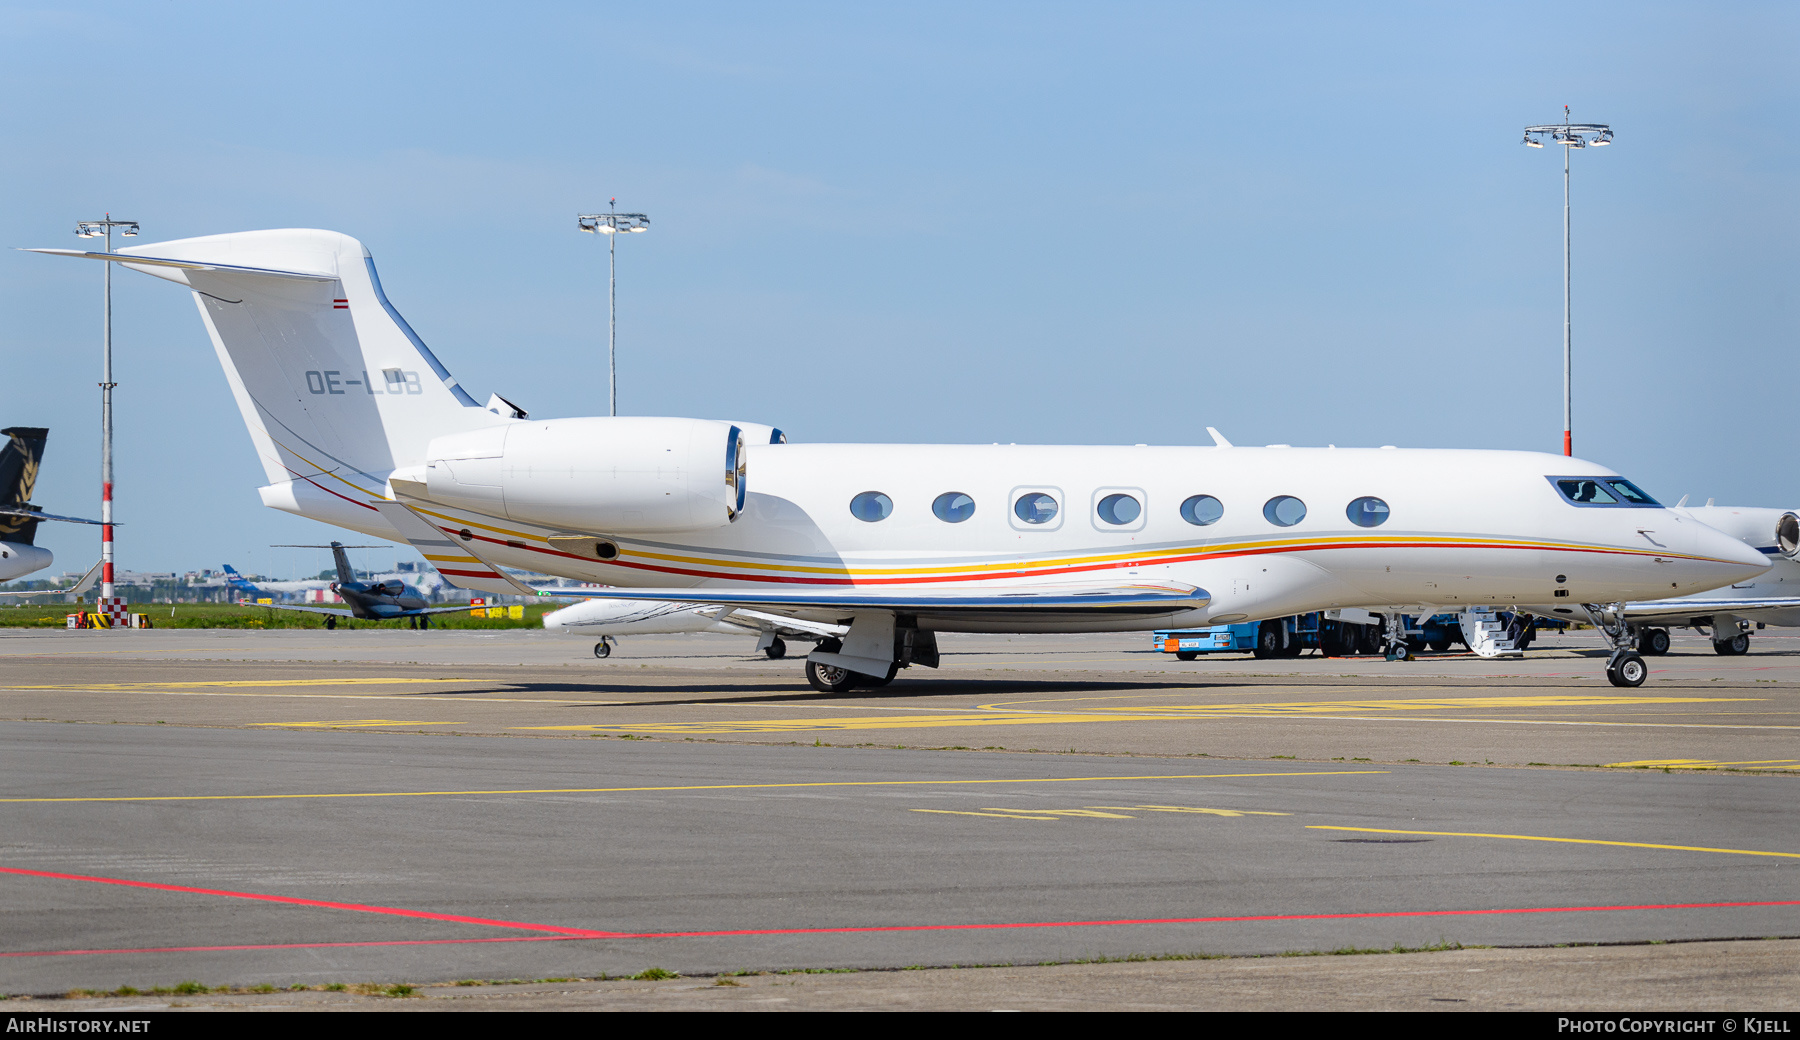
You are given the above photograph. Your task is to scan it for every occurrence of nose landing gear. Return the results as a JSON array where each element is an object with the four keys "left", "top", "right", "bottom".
[
  {"left": 593, "top": 637, "right": 614, "bottom": 659},
  {"left": 1606, "top": 652, "right": 1648, "bottom": 687},
  {"left": 1379, "top": 612, "right": 1412, "bottom": 662},
  {"left": 1587, "top": 603, "right": 1647, "bottom": 688}
]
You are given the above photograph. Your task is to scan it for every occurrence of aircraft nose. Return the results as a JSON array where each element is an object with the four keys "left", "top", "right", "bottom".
[
  {"left": 541, "top": 603, "right": 575, "bottom": 632},
  {"left": 1686, "top": 521, "right": 1772, "bottom": 584}
]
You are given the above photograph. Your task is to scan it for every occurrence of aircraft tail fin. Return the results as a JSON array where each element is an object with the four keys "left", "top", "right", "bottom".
[
  {"left": 0, "top": 427, "right": 48, "bottom": 545},
  {"left": 329, "top": 542, "right": 356, "bottom": 585},
  {"left": 220, "top": 565, "right": 260, "bottom": 594},
  {"left": 29, "top": 232, "right": 510, "bottom": 504}
]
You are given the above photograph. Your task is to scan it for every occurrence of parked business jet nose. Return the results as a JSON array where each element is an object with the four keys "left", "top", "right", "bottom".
[{"left": 1674, "top": 519, "right": 1771, "bottom": 591}]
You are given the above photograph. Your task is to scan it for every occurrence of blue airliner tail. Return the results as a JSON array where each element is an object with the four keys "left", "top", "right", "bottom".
[{"left": 221, "top": 565, "right": 261, "bottom": 595}]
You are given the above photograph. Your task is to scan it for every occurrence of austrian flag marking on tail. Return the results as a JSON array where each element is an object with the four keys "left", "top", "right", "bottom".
[{"left": 333, "top": 298, "right": 348, "bottom": 310}]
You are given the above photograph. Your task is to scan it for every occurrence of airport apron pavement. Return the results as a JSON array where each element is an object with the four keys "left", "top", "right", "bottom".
[
  {"left": 1, "top": 628, "right": 1797, "bottom": 768},
  {"left": 1, "top": 721, "right": 1796, "bottom": 992}
]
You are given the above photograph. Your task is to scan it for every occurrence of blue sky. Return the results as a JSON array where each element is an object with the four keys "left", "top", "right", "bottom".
[{"left": 1, "top": 2, "right": 1795, "bottom": 577}]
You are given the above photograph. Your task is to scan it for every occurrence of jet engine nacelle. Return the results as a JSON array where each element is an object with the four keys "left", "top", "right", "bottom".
[
  {"left": 1779, "top": 512, "right": 1800, "bottom": 559},
  {"left": 394, "top": 417, "right": 747, "bottom": 534}
]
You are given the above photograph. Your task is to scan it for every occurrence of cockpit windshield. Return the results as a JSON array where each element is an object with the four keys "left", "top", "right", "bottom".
[{"left": 1551, "top": 477, "right": 1660, "bottom": 508}]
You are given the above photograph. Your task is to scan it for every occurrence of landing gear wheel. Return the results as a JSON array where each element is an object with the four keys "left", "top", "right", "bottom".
[
  {"left": 593, "top": 639, "right": 612, "bottom": 659},
  {"left": 1253, "top": 622, "right": 1281, "bottom": 660},
  {"left": 1175, "top": 650, "right": 1199, "bottom": 661},
  {"left": 1427, "top": 639, "right": 1452, "bottom": 653},
  {"left": 407, "top": 616, "right": 419, "bottom": 630},
  {"left": 324, "top": 616, "right": 336, "bottom": 631},
  {"left": 1607, "top": 650, "right": 1647, "bottom": 688},
  {"left": 420, "top": 616, "right": 430, "bottom": 630},
  {"left": 764, "top": 637, "right": 787, "bottom": 660},
  {"left": 1383, "top": 642, "right": 1411, "bottom": 662},
  {"left": 806, "top": 658, "right": 858, "bottom": 693},
  {"left": 1639, "top": 628, "right": 1670, "bottom": 655},
  {"left": 1713, "top": 633, "right": 1749, "bottom": 656}
]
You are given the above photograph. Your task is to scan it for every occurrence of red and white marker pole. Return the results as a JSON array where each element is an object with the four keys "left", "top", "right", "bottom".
[
  {"left": 75, "top": 214, "right": 137, "bottom": 624},
  {"left": 100, "top": 218, "right": 115, "bottom": 606}
]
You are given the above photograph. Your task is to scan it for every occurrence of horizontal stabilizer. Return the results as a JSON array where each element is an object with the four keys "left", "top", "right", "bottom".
[
  {"left": 0, "top": 506, "right": 106, "bottom": 526},
  {"left": 22, "top": 248, "right": 335, "bottom": 281}
]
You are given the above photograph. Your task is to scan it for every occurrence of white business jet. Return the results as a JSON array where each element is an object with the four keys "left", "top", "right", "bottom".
[
  {"left": 1610, "top": 503, "right": 1800, "bottom": 656},
  {"left": 30, "top": 229, "right": 1768, "bottom": 689}
]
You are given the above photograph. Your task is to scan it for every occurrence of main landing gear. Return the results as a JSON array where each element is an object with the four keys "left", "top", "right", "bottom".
[
  {"left": 324, "top": 616, "right": 336, "bottom": 631},
  {"left": 764, "top": 636, "right": 787, "bottom": 660},
  {"left": 593, "top": 637, "right": 614, "bottom": 659},
  {"left": 1587, "top": 603, "right": 1647, "bottom": 688},
  {"left": 803, "top": 636, "right": 911, "bottom": 693}
]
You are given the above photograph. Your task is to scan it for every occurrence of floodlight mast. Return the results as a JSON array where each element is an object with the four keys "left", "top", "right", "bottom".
[
  {"left": 73, "top": 214, "right": 139, "bottom": 612},
  {"left": 1522, "top": 111, "right": 1612, "bottom": 457},
  {"left": 576, "top": 204, "right": 650, "bottom": 417}
]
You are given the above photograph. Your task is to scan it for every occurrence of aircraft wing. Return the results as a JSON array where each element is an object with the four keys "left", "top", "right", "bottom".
[
  {"left": 718, "top": 608, "right": 847, "bottom": 639},
  {"left": 247, "top": 601, "right": 354, "bottom": 618},
  {"left": 0, "top": 507, "right": 106, "bottom": 526},
  {"left": 1617, "top": 596, "right": 1800, "bottom": 623},
  {"left": 0, "top": 560, "right": 101, "bottom": 597},
  {"left": 539, "top": 580, "right": 1210, "bottom": 623}
]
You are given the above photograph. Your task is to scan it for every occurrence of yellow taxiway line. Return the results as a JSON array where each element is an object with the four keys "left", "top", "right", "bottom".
[
  {"left": 1308, "top": 826, "right": 1800, "bottom": 860},
  {"left": 0, "top": 769, "right": 1386, "bottom": 804}
]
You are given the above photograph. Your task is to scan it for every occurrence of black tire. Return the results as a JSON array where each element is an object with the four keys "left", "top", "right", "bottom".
[
  {"left": 764, "top": 637, "right": 787, "bottom": 660},
  {"left": 1607, "top": 651, "right": 1647, "bottom": 687},
  {"left": 858, "top": 662, "right": 900, "bottom": 688},
  {"left": 593, "top": 640, "right": 611, "bottom": 659},
  {"left": 324, "top": 616, "right": 336, "bottom": 631},
  {"left": 1639, "top": 628, "right": 1670, "bottom": 655},
  {"left": 420, "top": 616, "right": 430, "bottom": 630},
  {"left": 1427, "top": 639, "right": 1452, "bottom": 653},
  {"left": 1713, "top": 633, "right": 1749, "bottom": 656},
  {"left": 1175, "top": 650, "right": 1199, "bottom": 661},
  {"left": 1361, "top": 625, "right": 1386, "bottom": 655},
  {"left": 1253, "top": 622, "right": 1281, "bottom": 660},
  {"left": 806, "top": 657, "right": 858, "bottom": 693}
]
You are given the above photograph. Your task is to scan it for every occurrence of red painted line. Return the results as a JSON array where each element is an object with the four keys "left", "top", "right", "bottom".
[
  {"left": 0, "top": 935, "right": 577, "bottom": 959},
  {"left": 6, "top": 863, "right": 1797, "bottom": 959},
  {"left": 0, "top": 867, "right": 617, "bottom": 938},
  {"left": 618, "top": 899, "right": 1800, "bottom": 940}
]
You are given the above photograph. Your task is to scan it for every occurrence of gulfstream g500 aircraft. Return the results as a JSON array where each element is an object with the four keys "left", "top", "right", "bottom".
[{"left": 33, "top": 229, "right": 1767, "bottom": 689}]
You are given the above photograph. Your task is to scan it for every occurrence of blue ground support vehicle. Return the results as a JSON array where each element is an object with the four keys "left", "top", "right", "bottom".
[
  {"left": 1155, "top": 610, "right": 1550, "bottom": 659},
  {"left": 1153, "top": 611, "right": 1386, "bottom": 659}
]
